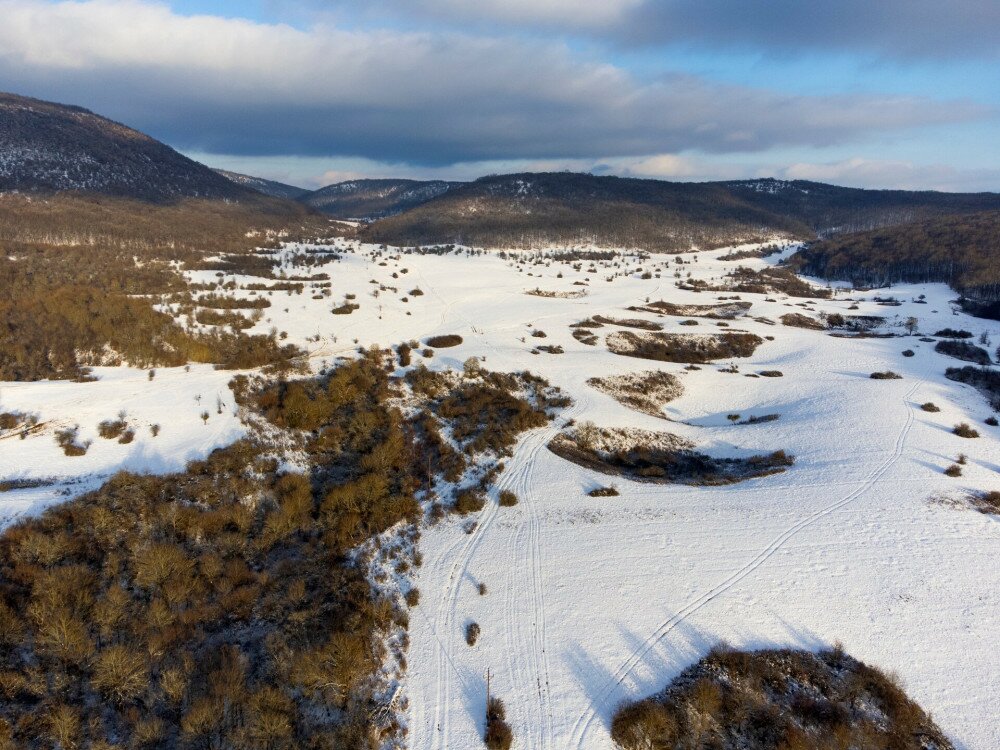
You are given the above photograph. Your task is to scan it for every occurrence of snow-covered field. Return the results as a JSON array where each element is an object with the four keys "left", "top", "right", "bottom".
[{"left": 2, "top": 240, "right": 998, "bottom": 749}]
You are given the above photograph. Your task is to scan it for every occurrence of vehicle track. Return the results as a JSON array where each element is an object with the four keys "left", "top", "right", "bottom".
[{"left": 569, "top": 380, "right": 922, "bottom": 748}]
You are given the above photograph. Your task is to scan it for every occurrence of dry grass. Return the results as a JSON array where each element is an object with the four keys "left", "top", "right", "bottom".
[
  {"left": 587, "top": 370, "right": 683, "bottom": 418},
  {"left": 970, "top": 490, "right": 1000, "bottom": 514},
  {"left": 588, "top": 486, "right": 620, "bottom": 497}
]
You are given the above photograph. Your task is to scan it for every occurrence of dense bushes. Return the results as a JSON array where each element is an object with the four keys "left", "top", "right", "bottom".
[
  {"left": 465, "top": 622, "right": 481, "bottom": 646},
  {"left": 426, "top": 334, "right": 463, "bottom": 348},
  {"left": 484, "top": 697, "right": 513, "bottom": 750},
  {"left": 935, "top": 328, "right": 973, "bottom": 339},
  {"left": 0, "top": 440, "right": 402, "bottom": 749},
  {"left": 606, "top": 331, "right": 763, "bottom": 364},
  {"left": 935, "top": 339, "right": 991, "bottom": 364},
  {"left": 498, "top": 490, "right": 519, "bottom": 507},
  {"left": 945, "top": 366, "right": 1000, "bottom": 410},
  {"left": 611, "top": 645, "right": 953, "bottom": 750},
  {"left": 549, "top": 426, "right": 793, "bottom": 486},
  {"left": 0, "top": 355, "right": 438, "bottom": 748},
  {"left": 953, "top": 422, "right": 980, "bottom": 438},
  {"left": 0, "top": 193, "right": 329, "bottom": 380},
  {"left": 0, "top": 353, "right": 568, "bottom": 747},
  {"left": 413, "top": 368, "right": 556, "bottom": 455}
]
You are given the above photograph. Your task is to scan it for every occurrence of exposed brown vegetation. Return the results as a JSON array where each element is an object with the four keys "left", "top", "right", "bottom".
[
  {"left": 629, "top": 300, "right": 752, "bottom": 319},
  {"left": 935, "top": 339, "right": 991, "bottom": 365},
  {"left": 611, "top": 645, "right": 953, "bottom": 750},
  {"left": 426, "top": 334, "right": 463, "bottom": 348},
  {"left": 465, "top": 622, "right": 481, "bottom": 646},
  {"left": 780, "top": 312, "right": 825, "bottom": 330},
  {"left": 953, "top": 422, "right": 980, "bottom": 438},
  {"left": 587, "top": 371, "right": 683, "bottom": 418},
  {"left": 945, "top": 366, "right": 1000, "bottom": 411},
  {"left": 588, "top": 486, "right": 620, "bottom": 497},
  {"left": 484, "top": 697, "right": 513, "bottom": 750},
  {"left": 498, "top": 491, "right": 519, "bottom": 507},
  {"left": 682, "top": 266, "right": 830, "bottom": 298},
  {"left": 969, "top": 490, "right": 1000, "bottom": 514},
  {"left": 589, "top": 315, "right": 662, "bottom": 331},
  {"left": 607, "top": 331, "right": 763, "bottom": 363},
  {"left": 549, "top": 424, "right": 792, "bottom": 485},
  {"left": 0, "top": 193, "right": 333, "bottom": 380},
  {"left": 0, "top": 352, "right": 567, "bottom": 749}
]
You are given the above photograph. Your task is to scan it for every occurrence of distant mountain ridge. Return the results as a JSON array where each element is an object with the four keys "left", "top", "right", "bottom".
[
  {"left": 299, "top": 178, "right": 460, "bottom": 219},
  {"left": 721, "top": 177, "right": 1000, "bottom": 235},
  {"left": 214, "top": 169, "right": 308, "bottom": 200},
  {"left": 362, "top": 172, "right": 1000, "bottom": 252},
  {"left": 0, "top": 92, "right": 258, "bottom": 202}
]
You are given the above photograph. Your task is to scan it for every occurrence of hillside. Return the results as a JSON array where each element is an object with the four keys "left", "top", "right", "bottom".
[
  {"left": 790, "top": 211, "right": 1000, "bottom": 306},
  {"left": 364, "top": 172, "right": 1000, "bottom": 252},
  {"left": 300, "top": 178, "right": 459, "bottom": 219},
  {"left": 214, "top": 169, "right": 308, "bottom": 200},
  {"left": 724, "top": 178, "right": 1000, "bottom": 234},
  {"left": 366, "top": 172, "right": 810, "bottom": 251},
  {"left": 0, "top": 92, "right": 258, "bottom": 202}
]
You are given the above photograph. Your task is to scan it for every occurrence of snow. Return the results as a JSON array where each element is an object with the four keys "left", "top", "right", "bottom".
[
  {"left": 2, "top": 238, "right": 998, "bottom": 749},
  {"left": 0, "top": 364, "right": 244, "bottom": 524}
]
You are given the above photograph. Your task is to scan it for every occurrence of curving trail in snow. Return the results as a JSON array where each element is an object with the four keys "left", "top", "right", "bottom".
[{"left": 569, "top": 380, "right": 922, "bottom": 748}]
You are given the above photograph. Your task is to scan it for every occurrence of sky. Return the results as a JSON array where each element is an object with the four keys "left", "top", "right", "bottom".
[{"left": 0, "top": 0, "right": 998, "bottom": 191}]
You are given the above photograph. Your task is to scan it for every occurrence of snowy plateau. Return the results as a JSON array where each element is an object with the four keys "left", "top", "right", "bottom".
[{"left": 2, "top": 241, "right": 998, "bottom": 749}]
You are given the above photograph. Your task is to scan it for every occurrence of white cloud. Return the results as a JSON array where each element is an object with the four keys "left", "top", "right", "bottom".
[{"left": 0, "top": 0, "right": 985, "bottom": 167}]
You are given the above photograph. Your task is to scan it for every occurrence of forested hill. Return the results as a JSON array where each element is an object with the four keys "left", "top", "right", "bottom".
[
  {"left": 214, "top": 169, "right": 309, "bottom": 200},
  {"left": 722, "top": 178, "right": 1000, "bottom": 234},
  {"left": 0, "top": 92, "right": 258, "bottom": 202},
  {"left": 300, "top": 179, "right": 459, "bottom": 219},
  {"left": 790, "top": 211, "right": 1000, "bottom": 303},
  {"left": 364, "top": 172, "right": 810, "bottom": 251},
  {"left": 362, "top": 172, "right": 1000, "bottom": 252}
]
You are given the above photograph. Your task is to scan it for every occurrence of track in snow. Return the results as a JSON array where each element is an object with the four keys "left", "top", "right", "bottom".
[{"left": 569, "top": 380, "right": 922, "bottom": 748}]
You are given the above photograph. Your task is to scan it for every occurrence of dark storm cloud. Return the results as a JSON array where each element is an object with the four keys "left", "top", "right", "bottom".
[
  {"left": 617, "top": 0, "right": 1000, "bottom": 58},
  {"left": 333, "top": 0, "right": 1000, "bottom": 59}
]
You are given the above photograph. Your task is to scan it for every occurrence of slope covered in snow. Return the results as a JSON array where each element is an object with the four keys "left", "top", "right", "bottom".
[{"left": 2, "top": 239, "right": 998, "bottom": 749}]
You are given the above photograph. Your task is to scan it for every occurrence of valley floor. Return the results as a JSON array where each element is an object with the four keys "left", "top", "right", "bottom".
[{"left": 2, "top": 241, "right": 998, "bottom": 749}]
